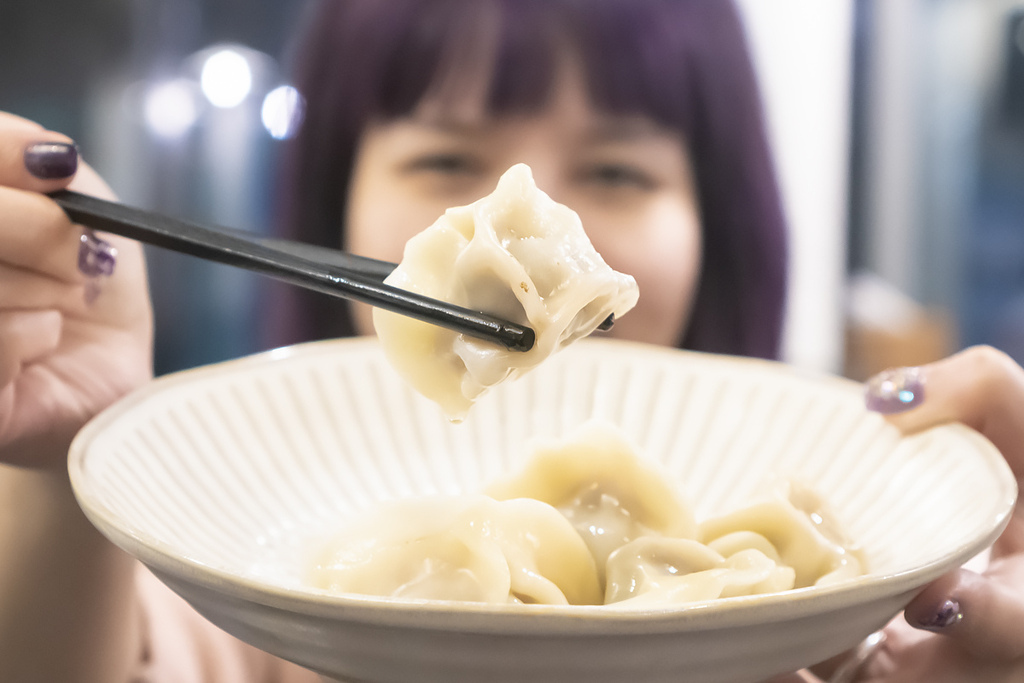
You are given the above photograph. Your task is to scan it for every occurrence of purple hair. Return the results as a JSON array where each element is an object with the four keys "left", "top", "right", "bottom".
[{"left": 271, "top": 0, "right": 788, "bottom": 360}]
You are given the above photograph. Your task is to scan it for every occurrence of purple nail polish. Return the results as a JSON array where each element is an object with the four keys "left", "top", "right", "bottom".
[
  {"left": 916, "top": 598, "right": 962, "bottom": 631},
  {"left": 24, "top": 142, "right": 79, "bottom": 179},
  {"left": 865, "top": 366, "right": 925, "bottom": 414},
  {"left": 79, "top": 232, "right": 117, "bottom": 277}
]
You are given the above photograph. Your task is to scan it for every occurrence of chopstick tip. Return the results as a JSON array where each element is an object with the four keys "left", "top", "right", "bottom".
[{"left": 504, "top": 324, "right": 536, "bottom": 352}]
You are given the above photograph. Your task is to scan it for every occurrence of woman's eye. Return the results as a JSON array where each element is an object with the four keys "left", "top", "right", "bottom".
[
  {"left": 405, "top": 153, "right": 481, "bottom": 177},
  {"left": 581, "top": 164, "right": 656, "bottom": 190}
]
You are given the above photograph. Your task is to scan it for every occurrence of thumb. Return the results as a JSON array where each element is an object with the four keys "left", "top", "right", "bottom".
[
  {"left": 877, "top": 346, "right": 1024, "bottom": 480},
  {"left": 902, "top": 562, "right": 1024, "bottom": 660},
  {"left": 869, "top": 345, "right": 1024, "bottom": 558}
]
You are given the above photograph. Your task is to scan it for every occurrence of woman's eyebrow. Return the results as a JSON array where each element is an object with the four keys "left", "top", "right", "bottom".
[{"left": 584, "top": 119, "right": 675, "bottom": 143}]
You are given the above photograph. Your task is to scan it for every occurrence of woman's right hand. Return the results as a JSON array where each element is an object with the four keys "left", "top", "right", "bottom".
[{"left": 0, "top": 112, "right": 153, "bottom": 469}]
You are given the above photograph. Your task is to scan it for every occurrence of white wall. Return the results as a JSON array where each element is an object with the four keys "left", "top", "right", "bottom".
[
  {"left": 736, "top": 0, "right": 855, "bottom": 372},
  {"left": 860, "top": 0, "right": 1010, "bottom": 310}
]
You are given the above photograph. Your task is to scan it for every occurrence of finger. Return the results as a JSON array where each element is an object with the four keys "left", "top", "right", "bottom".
[
  {"left": 903, "top": 564, "right": 1024, "bottom": 660},
  {"left": 0, "top": 186, "right": 87, "bottom": 283},
  {"left": 879, "top": 346, "right": 1024, "bottom": 474},
  {"left": 869, "top": 346, "right": 1024, "bottom": 556},
  {"left": 0, "top": 264, "right": 88, "bottom": 313},
  {"left": 0, "top": 112, "right": 78, "bottom": 191},
  {"left": 67, "top": 155, "right": 117, "bottom": 201},
  {"left": 0, "top": 310, "right": 62, "bottom": 388}
]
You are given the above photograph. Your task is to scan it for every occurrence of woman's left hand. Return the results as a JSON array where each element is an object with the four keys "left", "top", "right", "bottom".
[{"left": 770, "top": 345, "right": 1024, "bottom": 682}]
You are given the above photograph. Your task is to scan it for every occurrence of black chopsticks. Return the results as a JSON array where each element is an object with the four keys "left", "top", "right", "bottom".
[{"left": 50, "top": 190, "right": 537, "bottom": 351}]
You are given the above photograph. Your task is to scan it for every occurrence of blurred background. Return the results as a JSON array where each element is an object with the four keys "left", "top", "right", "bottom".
[{"left": 2, "top": 0, "right": 1022, "bottom": 379}]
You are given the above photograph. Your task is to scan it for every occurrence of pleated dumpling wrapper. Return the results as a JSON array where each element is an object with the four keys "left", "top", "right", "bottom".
[
  {"left": 307, "top": 494, "right": 603, "bottom": 606},
  {"left": 373, "top": 164, "right": 639, "bottom": 421},
  {"left": 486, "top": 421, "right": 696, "bottom": 581}
]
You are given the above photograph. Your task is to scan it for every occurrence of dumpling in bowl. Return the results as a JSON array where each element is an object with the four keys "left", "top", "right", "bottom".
[
  {"left": 698, "top": 483, "right": 866, "bottom": 588},
  {"left": 487, "top": 422, "right": 696, "bottom": 577},
  {"left": 307, "top": 494, "right": 602, "bottom": 606},
  {"left": 373, "top": 164, "right": 639, "bottom": 420},
  {"left": 604, "top": 539, "right": 796, "bottom": 607},
  {"left": 601, "top": 483, "right": 866, "bottom": 607}
]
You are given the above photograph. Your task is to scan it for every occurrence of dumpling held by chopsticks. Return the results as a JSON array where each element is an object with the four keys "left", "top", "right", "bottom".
[{"left": 373, "top": 163, "right": 639, "bottom": 421}]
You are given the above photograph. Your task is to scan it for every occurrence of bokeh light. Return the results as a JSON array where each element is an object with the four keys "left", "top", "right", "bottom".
[
  {"left": 261, "top": 85, "right": 305, "bottom": 139},
  {"left": 200, "top": 48, "right": 253, "bottom": 108},
  {"left": 143, "top": 79, "right": 199, "bottom": 139}
]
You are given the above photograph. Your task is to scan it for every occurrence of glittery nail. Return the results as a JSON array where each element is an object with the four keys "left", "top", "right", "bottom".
[
  {"left": 916, "top": 598, "right": 962, "bottom": 631},
  {"left": 865, "top": 366, "right": 925, "bottom": 414},
  {"left": 78, "top": 231, "right": 117, "bottom": 278},
  {"left": 24, "top": 141, "right": 79, "bottom": 179}
]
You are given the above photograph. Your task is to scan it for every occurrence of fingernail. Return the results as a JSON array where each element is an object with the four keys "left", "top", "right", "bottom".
[
  {"left": 865, "top": 366, "right": 925, "bottom": 414},
  {"left": 24, "top": 141, "right": 79, "bottom": 179},
  {"left": 79, "top": 231, "right": 117, "bottom": 277},
  {"left": 915, "top": 598, "right": 962, "bottom": 632}
]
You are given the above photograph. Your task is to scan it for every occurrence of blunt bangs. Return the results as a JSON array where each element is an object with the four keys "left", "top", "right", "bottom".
[{"left": 303, "top": 0, "right": 699, "bottom": 129}]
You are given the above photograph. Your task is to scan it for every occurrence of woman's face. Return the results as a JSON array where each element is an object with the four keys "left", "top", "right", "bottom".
[{"left": 345, "top": 63, "right": 702, "bottom": 347}]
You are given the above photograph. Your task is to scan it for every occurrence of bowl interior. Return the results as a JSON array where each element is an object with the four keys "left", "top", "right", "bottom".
[
  {"left": 71, "top": 338, "right": 1014, "bottom": 592},
  {"left": 67, "top": 337, "right": 1017, "bottom": 681}
]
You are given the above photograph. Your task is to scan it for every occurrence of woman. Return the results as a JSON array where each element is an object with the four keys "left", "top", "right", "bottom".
[
  {"left": 0, "top": 1, "right": 1021, "bottom": 681},
  {"left": 270, "top": 0, "right": 786, "bottom": 359}
]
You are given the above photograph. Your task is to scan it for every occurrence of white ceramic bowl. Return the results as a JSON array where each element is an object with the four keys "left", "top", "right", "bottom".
[{"left": 69, "top": 338, "right": 1016, "bottom": 683}]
